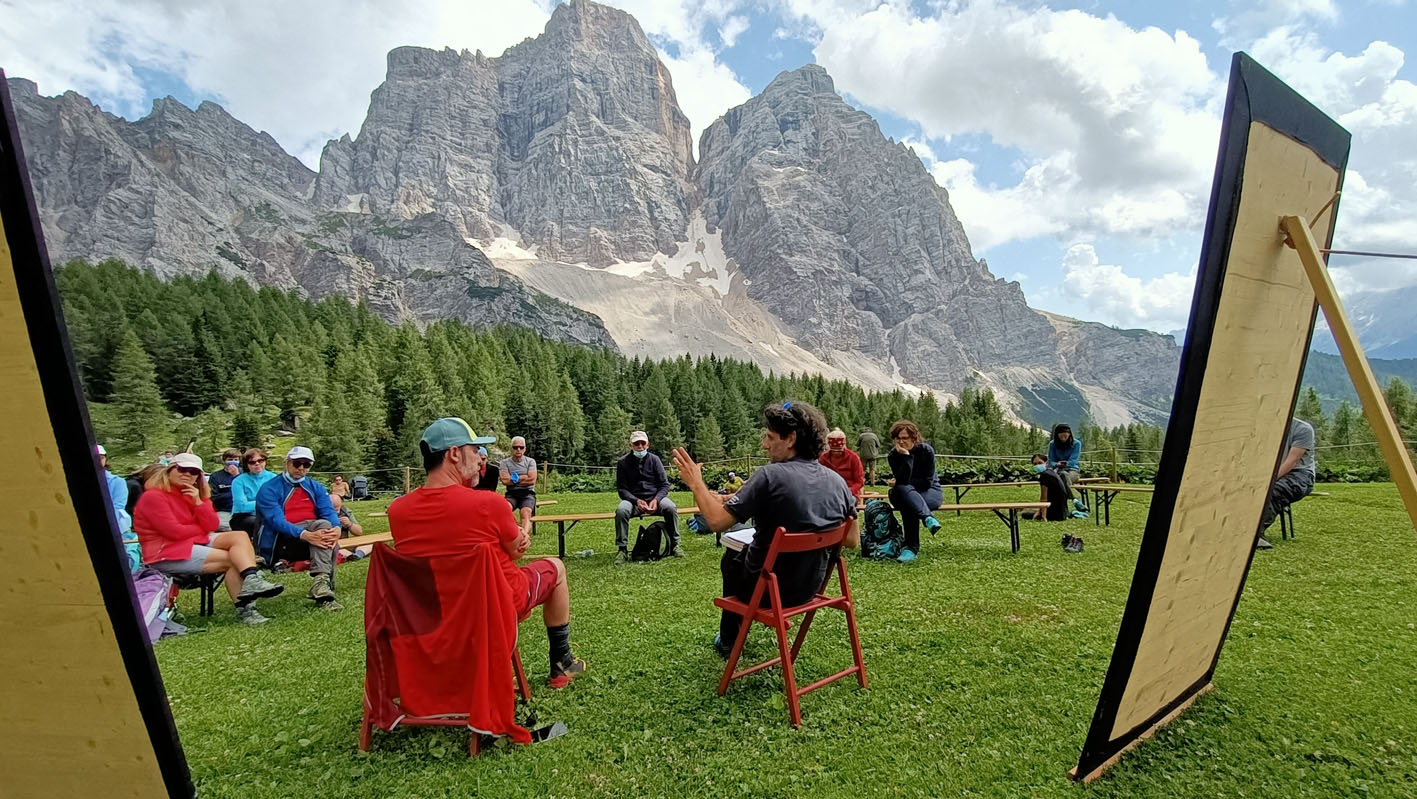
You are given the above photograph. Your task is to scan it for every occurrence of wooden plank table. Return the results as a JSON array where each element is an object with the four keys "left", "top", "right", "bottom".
[{"left": 1078, "top": 484, "right": 1155, "bottom": 526}]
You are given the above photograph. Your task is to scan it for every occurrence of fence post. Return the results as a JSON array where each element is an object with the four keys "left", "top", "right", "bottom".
[
  {"left": 1111, "top": 446, "right": 1119, "bottom": 483},
  {"left": 403, "top": 466, "right": 410, "bottom": 495}
]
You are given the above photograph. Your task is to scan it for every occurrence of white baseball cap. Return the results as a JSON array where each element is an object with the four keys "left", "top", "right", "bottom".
[
  {"left": 630, "top": 430, "right": 649, "bottom": 444},
  {"left": 169, "top": 453, "right": 203, "bottom": 470},
  {"left": 286, "top": 446, "right": 315, "bottom": 463},
  {"left": 95, "top": 444, "right": 107, "bottom": 456}
]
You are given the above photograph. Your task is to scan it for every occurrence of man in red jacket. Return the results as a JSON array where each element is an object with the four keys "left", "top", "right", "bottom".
[
  {"left": 818, "top": 428, "right": 865, "bottom": 499},
  {"left": 390, "top": 418, "right": 587, "bottom": 689}
]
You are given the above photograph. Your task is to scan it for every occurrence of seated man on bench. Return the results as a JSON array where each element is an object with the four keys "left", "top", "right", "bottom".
[
  {"left": 614, "top": 430, "right": 682, "bottom": 565},
  {"left": 390, "top": 418, "right": 586, "bottom": 689},
  {"left": 1256, "top": 417, "right": 1317, "bottom": 550},
  {"left": 673, "top": 401, "right": 858, "bottom": 657}
]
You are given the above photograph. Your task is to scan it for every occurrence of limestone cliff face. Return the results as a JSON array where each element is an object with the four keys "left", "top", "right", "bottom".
[
  {"left": 313, "top": 0, "right": 693, "bottom": 266},
  {"left": 9, "top": 0, "right": 1183, "bottom": 425},
  {"left": 8, "top": 77, "right": 615, "bottom": 348}
]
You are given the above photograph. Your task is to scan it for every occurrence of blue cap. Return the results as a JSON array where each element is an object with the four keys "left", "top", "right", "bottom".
[{"left": 419, "top": 418, "right": 496, "bottom": 451}]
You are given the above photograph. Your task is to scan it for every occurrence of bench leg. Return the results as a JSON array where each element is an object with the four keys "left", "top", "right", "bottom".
[
  {"left": 1011, "top": 509, "right": 1020, "bottom": 554},
  {"left": 558, "top": 521, "right": 567, "bottom": 559}
]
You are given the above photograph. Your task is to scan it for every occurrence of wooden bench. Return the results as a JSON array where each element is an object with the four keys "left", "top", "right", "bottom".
[
  {"left": 532, "top": 506, "right": 702, "bottom": 558},
  {"left": 935, "top": 502, "right": 1050, "bottom": 553}
]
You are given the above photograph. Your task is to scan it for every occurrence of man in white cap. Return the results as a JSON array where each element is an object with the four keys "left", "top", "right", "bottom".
[
  {"left": 613, "top": 431, "right": 682, "bottom": 565},
  {"left": 255, "top": 445, "right": 343, "bottom": 610}
]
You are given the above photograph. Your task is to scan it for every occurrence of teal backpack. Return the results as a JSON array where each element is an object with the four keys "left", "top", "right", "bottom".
[{"left": 861, "top": 499, "right": 904, "bottom": 560}]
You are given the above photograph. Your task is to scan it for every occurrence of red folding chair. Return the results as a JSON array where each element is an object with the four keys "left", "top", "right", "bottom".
[
  {"left": 714, "top": 523, "right": 867, "bottom": 726},
  {"left": 359, "top": 543, "right": 533, "bottom": 756}
]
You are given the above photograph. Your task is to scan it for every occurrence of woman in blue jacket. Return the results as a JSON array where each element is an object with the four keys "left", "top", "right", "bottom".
[
  {"left": 230, "top": 447, "right": 276, "bottom": 544},
  {"left": 887, "top": 420, "right": 942, "bottom": 563},
  {"left": 1048, "top": 424, "right": 1083, "bottom": 508}
]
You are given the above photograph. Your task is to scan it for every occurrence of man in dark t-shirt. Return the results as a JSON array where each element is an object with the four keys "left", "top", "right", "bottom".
[
  {"left": 673, "top": 401, "right": 858, "bottom": 655},
  {"left": 1026, "top": 454, "right": 1069, "bottom": 522}
]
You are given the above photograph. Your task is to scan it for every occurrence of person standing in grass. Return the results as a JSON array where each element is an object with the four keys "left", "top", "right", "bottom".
[
  {"left": 1048, "top": 424, "right": 1084, "bottom": 510},
  {"left": 819, "top": 428, "right": 864, "bottom": 499},
  {"left": 857, "top": 426, "right": 881, "bottom": 485},
  {"left": 500, "top": 436, "right": 538, "bottom": 538},
  {"left": 134, "top": 453, "right": 284, "bottom": 624},
  {"left": 229, "top": 447, "right": 275, "bottom": 544},
  {"left": 673, "top": 401, "right": 858, "bottom": 657},
  {"left": 1256, "top": 417, "right": 1317, "bottom": 551},
  {"left": 390, "top": 418, "right": 586, "bottom": 689},
  {"left": 887, "top": 420, "right": 942, "bottom": 563}
]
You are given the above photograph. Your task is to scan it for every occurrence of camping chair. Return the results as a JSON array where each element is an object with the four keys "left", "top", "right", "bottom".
[
  {"left": 360, "top": 543, "right": 532, "bottom": 756},
  {"left": 714, "top": 523, "right": 867, "bottom": 726}
]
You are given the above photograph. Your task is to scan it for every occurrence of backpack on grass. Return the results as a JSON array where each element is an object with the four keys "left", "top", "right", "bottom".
[
  {"left": 861, "top": 499, "right": 904, "bottom": 560},
  {"left": 631, "top": 521, "right": 671, "bottom": 561}
]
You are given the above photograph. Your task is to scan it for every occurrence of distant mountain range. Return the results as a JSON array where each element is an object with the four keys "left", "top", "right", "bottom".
[{"left": 6, "top": 0, "right": 1181, "bottom": 428}]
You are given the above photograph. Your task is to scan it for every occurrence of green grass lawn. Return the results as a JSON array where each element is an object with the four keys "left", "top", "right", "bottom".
[{"left": 155, "top": 484, "right": 1417, "bottom": 798}]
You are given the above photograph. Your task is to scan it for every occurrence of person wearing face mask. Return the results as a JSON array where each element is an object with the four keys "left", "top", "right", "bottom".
[
  {"left": 613, "top": 430, "right": 682, "bottom": 565},
  {"left": 255, "top": 446, "right": 343, "bottom": 610},
  {"left": 208, "top": 448, "right": 242, "bottom": 531},
  {"left": 134, "top": 453, "right": 284, "bottom": 624},
  {"left": 818, "top": 428, "right": 864, "bottom": 499},
  {"left": 1026, "top": 454, "right": 1070, "bottom": 522},
  {"left": 390, "top": 417, "right": 586, "bottom": 688}
]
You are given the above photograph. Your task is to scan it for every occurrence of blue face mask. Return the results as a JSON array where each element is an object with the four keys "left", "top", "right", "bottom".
[
  {"left": 633, "top": 449, "right": 648, "bottom": 459},
  {"left": 285, "top": 472, "right": 305, "bottom": 484},
  {"left": 225, "top": 460, "right": 240, "bottom": 468},
  {"left": 1033, "top": 463, "right": 1047, "bottom": 474}
]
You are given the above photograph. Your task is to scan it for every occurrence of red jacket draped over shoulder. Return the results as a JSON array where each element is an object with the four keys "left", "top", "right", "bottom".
[
  {"left": 134, "top": 487, "right": 220, "bottom": 564},
  {"left": 363, "top": 542, "right": 531, "bottom": 744},
  {"left": 819, "top": 449, "right": 865, "bottom": 497}
]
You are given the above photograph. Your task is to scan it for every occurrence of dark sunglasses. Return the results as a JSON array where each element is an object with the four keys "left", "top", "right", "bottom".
[
  {"left": 175, "top": 467, "right": 203, "bottom": 477},
  {"left": 290, "top": 460, "right": 313, "bottom": 469},
  {"left": 512, "top": 445, "right": 526, "bottom": 450},
  {"left": 247, "top": 457, "right": 266, "bottom": 464}
]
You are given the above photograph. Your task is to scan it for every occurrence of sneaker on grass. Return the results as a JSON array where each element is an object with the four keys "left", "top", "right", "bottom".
[
  {"left": 308, "top": 573, "right": 337, "bottom": 604},
  {"left": 548, "top": 657, "right": 587, "bottom": 689},
  {"left": 897, "top": 549, "right": 917, "bottom": 563},
  {"left": 713, "top": 633, "right": 732, "bottom": 658},
  {"left": 669, "top": 545, "right": 685, "bottom": 558},
  {"left": 236, "top": 571, "right": 284, "bottom": 603},
  {"left": 924, "top": 516, "right": 942, "bottom": 536},
  {"left": 235, "top": 605, "right": 270, "bottom": 625},
  {"left": 1255, "top": 535, "right": 1274, "bottom": 550},
  {"left": 614, "top": 550, "right": 629, "bottom": 566},
  {"left": 1073, "top": 498, "right": 1088, "bottom": 513}
]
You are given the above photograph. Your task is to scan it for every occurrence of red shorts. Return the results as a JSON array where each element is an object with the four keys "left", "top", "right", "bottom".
[{"left": 517, "top": 559, "right": 560, "bottom": 617}]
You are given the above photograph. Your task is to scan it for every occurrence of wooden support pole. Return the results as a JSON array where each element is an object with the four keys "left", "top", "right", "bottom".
[
  {"left": 1282, "top": 215, "right": 1417, "bottom": 531},
  {"left": 403, "top": 466, "right": 411, "bottom": 496}
]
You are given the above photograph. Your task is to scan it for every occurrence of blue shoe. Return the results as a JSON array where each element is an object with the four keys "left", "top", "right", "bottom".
[
  {"left": 924, "top": 516, "right": 941, "bottom": 536},
  {"left": 897, "top": 549, "right": 917, "bottom": 563},
  {"left": 1073, "top": 499, "right": 1088, "bottom": 513}
]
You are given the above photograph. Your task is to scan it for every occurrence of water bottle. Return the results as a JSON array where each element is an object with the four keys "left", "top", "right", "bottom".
[{"left": 574, "top": 549, "right": 595, "bottom": 558}]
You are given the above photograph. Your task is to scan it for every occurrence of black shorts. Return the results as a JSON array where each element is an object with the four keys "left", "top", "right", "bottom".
[{"left": 507, "top": 493, "right": 537, "bottom": 512}]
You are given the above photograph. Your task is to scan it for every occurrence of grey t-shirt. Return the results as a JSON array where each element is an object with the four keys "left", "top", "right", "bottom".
[
  {"left": 1288, "top": 418, "right": 1316, "bottom": 476},
  {"left": 724, "top": 458, "right": 858, "bottom": 602},
  {"left": 499, "top": 455, "right": 537, "bottom": 495}
]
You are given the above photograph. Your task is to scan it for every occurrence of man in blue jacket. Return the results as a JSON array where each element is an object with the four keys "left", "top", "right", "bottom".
[
  {"left": 613, "top": 430, "right": 682, "bottom": 565},
  {"left": 256, "top": 445, "right": 343, "bottom": 610}
]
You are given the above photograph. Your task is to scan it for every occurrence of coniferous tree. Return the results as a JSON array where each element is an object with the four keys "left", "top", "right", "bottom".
[
  {"left": 110, "top": 327, "right": 168, "bottom": 449},
  {"left": 1295, "top": 386, "right": 1327, "bottom": 446},
  {"left": 309, "top": 388, "right": 364, "bottom": 475},
  {"left": 692, "top": 413, "right": 726, "bottom": 462},
  {"left": 587, "top": 405, "right": 634, "bottom": 465},
  {"left": 639, "top": 369, "right": 682, "bottom": 452}
]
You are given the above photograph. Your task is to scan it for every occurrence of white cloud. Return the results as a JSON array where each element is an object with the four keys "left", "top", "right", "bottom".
[
  {"left": 719, "top": 15, "right": 749, "bottom": 47},
  {"left": 0, "top": 0, "right": 751, "bottom": 165},
  {"left": 1056, "top": 243, "right": 1196, "bottom": 332},
  {"left": 803, "top": 1, "right": 1223, "bottom": 252}
]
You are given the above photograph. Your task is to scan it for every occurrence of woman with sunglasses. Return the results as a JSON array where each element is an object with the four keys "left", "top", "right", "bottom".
[
  {"left": 229, "top": 448, "right": 276, "bottom": 544},
  {"left": 887, "top": 420, "right": 943, "bottom": 563},
  {"left": 134, "top": 453, "right": 284, "bottom": 624}
]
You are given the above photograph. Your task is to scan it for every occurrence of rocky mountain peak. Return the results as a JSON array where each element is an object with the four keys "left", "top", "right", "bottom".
[{"left": 764, "top": 63, "right": 837, "bottom": 95}]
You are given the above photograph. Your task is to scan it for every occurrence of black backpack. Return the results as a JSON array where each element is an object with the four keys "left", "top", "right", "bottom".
[
  {"left": 631, "top": 521, "right": 671, "bottom": 562},
  {"left": 860, "top": 499, "right": 904, "bottom": 559}
]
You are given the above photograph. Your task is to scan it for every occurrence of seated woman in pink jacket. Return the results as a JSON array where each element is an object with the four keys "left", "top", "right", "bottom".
[
  {"left": 818, "top": 428, "right": 865, "bottom": 499},
  {"left": 134, "top": 453, "right": 285, "bottom": 625}
]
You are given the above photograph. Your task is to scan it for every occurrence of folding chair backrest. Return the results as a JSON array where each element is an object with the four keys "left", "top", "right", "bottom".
[{"left": 759, "top": 523, "right": 848, "bottom": 573}]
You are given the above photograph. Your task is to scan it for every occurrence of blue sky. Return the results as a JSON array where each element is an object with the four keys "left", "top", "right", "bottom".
[{"left": 3, "top": 0, "right": 1414, "bottom": 338}]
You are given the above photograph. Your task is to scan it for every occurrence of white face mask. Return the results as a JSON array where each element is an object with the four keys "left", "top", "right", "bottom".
[
  {"left": 1033, "top": 463, "right": 1047, "bottom": 474},
  {"left": 633, "top": 448, "right": 648, "bottom": 459}
]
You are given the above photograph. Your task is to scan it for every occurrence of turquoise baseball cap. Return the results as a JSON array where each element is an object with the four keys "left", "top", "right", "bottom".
[{"left": 420, "top": 417, "right": 496, "bottom": 451}]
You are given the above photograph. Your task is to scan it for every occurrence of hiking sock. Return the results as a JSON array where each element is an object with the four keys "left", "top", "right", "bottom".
[
  {"left": 548, "top": 623, "right": 572, "bottom": 673},
  {"left": 239, "top": 567, "right": 258, "bottom": 580}
]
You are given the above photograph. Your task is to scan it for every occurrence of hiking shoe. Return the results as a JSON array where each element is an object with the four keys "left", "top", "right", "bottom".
[
  {"left": 669, "top": 545, "right": 685, "bottom": 558},
  {"left": 1255, "top": 535, "right": 1274, "bottom": 551},
  {"left": 1062, "top": 535, "right": 1084, "bottom": 554},
  {"left": 1073, "top": 498, "right": 1088, "bottom": 513},
  {"left": 548, "top": 657, "right": 587, "bottom": 689},
  {"left": 713, "top": 633, "right": 733, "bottom": 658},
  {"left": 897, "top": 549, "right": 917, "bottom": 563},
  {"left": 924, "top": 516, "right": 941, "bottom": 536},
  {"left": 317, "top": 598, "right": 344, "bottom": 612},
  {"left": 271, "top": 560, "right": 292, "bottom": 574},
  {"left": 236, "top": 571, "right": 285, "bottom": 602},
  {"left": 308, "top": 573, "right": 336, "bottom": 603},
  {"left": 614, "top": 550, "right": 629, "bottom": 566},
  {"left": 235, "top": 605, "right": 270, "bottom": 625}
]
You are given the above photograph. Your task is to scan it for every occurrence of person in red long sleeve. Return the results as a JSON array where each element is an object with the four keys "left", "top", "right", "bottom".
[
  {"left": 134, "top": 453, "right": 284, "bottom": 624},
  {"left": 818, "top": 428, "right": 865, "bottom": 499}
]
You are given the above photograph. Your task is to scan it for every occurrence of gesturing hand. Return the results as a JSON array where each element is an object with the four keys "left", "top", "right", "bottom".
[{"left": 671, "top": 447, "right": 703, "bottom": 491}]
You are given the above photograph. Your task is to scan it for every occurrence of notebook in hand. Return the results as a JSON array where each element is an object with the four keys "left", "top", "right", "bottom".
[{"left": 721, "top": 527, "right": 756, "bottom": 552}]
